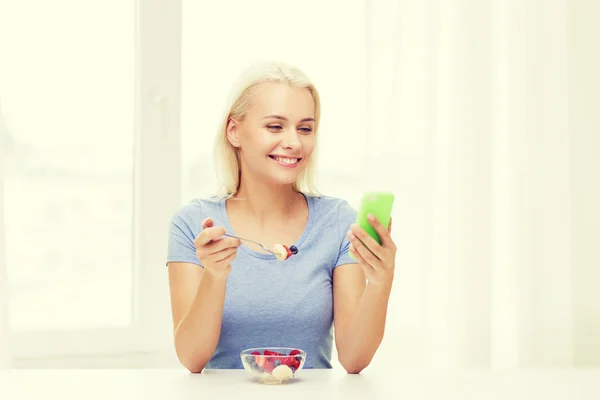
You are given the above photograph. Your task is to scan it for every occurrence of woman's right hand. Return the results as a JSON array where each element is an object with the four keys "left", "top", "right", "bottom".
[{"left": 194, "top": 217, "right": 241, "bottom": 279}]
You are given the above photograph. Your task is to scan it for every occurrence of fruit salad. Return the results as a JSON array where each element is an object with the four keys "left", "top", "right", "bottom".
[
  {"left": 241, "top": 348, "right": 305, "bottom": 384},
  {"left": 272, "top": 244, "right": 298, "bottom": 261}
]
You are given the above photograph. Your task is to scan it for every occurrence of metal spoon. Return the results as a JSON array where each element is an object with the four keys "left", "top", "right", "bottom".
[
  {"left": 202, "top": 222, "right": 298, "bottom": 256},
  {"left": 223, "top": 233, "right": 275, "bottom": 254}
]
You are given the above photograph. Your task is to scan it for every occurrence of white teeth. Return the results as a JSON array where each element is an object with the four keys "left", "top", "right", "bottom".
[{"left": 274, "top": 157, "right": 298, "bottom": 165}]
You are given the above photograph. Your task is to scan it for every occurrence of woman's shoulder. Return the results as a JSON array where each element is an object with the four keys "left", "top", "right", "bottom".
[{"left": 169, "top": 196, "right": 223, "bottom": 226}]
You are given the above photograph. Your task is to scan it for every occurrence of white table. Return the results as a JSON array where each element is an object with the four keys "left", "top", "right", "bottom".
[{"left": 1, "top": 368, "right": 600, "bottom": 399}]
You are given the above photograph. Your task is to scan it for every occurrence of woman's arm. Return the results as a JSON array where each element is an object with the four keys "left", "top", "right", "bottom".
[
  {"left": 333, "top": 214, "right": 397, "bottom": 373},
  {"left": 168, "top": 262, "right": 228, "bottom": 373},
  {"left": 333, "top": 264, "right": 393, "bottom": 373}
]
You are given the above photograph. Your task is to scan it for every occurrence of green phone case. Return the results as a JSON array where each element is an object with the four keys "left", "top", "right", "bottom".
[{"left": 350, "top": 192, "right": 395, "bottom": 259}]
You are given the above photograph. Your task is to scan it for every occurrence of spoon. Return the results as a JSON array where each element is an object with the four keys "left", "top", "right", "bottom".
[
  {"left": 224, "top": 233, "right": 298, "bottom": 258},
  {"left": 223, "top": 233, "right": 275, "bottom": 254},
  {"left": 201, "top": 222, "right": 298, "bottom": 259}
]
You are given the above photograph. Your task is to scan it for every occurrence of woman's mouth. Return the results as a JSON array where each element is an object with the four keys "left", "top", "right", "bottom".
[{"left": 268, "top": 155, "right": 302, "bottom": 168}]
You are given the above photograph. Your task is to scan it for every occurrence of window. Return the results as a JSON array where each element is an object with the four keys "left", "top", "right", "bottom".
[
  {"left": 1, "top": 0, "right": 179, "bottom": 359},
  {"left": 1, "top": 0, "right": 371, "bottom": 362}
]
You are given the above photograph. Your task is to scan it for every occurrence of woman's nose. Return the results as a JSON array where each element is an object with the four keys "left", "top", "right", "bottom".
[{"left": 281, "top": 129, "right": 301, "bottom": 149}]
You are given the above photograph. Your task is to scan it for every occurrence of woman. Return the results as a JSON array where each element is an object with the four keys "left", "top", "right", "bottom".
[{"left": 166, "top": 61, "right": 397, "bottom": 374}]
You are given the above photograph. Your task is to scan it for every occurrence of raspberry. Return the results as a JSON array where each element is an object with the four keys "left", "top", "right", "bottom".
[{"left": 281, "top": 357, "right": 294, "bottom": 366}]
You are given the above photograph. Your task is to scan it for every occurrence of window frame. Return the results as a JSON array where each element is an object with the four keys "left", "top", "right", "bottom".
[{"left": 3, "top": 0, "right": 182, "bottom": 361}]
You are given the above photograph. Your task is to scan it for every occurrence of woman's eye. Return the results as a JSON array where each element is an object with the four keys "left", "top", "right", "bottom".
[
  {"left": 267, "top": 125, "right": 283, "bottom": 131},
  {"left": 299, "top": 127, "right": 313, "bottom": 133}
]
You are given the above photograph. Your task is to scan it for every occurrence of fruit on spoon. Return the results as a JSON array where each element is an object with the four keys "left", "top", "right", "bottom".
[{"left": 272, "top": 244, "right": 298, "bottom": 261}]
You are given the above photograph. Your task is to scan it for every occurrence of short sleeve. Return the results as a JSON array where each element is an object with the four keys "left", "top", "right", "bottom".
[
  {"left": 333, "top": 200, "right": 359, "bottom": 269},
  {"left": 166, "top": 206, "right": 203, "bottom": 267}
]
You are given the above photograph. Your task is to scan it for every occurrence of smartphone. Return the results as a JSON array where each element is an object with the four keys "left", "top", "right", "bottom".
[{"left": 350, "top": 191, "right": 395, "bottom": 259}]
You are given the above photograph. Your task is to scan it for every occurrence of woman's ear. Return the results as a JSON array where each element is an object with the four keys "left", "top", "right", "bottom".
[{"left": 226, "top": 118, "right": 241, "bottom": 148}]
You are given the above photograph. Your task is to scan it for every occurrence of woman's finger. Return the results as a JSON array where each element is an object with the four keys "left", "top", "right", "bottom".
[
  {"left": 201, "top": 217, "right": 213, "bottom": 230},
  {"left": 206, "top": 236, "right": 241, "bottom": 255},
  {"left": 195, "top": 225, "right": 226, "bottom": 246},
  {"left": 222, "top": 250, "right": 238, "bottom": 265},
  {"left": 350, "top": 244, "right": 374, "bottom": 273},
  {"left": 203, "top": 247, "right": 235, "bottom": 265},
  {"left": 367, "top": 214, "right": 393, "bottom": 247},
  {"left": 212, "top": 247, "right": 238, "bottom": 264},
  {"left": 348, "top": 231, "right": 383, "bottom": 269},
  {"left": 349, "top": 224, "right": 384, "bottom": 260}
]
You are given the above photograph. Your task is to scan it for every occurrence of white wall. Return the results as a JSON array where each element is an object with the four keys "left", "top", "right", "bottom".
[{"left": 566, "top": 0, "right": 600, "bottom": 367}]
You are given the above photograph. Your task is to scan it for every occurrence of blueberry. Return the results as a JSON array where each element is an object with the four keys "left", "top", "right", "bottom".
[
  {"left": 273, "top": 359, "right": 281, "bottom": 367},
  {"left": 295, "top": 356, "right": 302, "bottom": 362},
  {"left": 290, "top": 245, "right": 298, "bottom": 254},
  {"left": 253, "top": 362, "right": 263, "bottom": 372}
]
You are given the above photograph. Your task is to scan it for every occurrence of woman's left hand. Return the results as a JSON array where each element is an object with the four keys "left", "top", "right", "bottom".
[{"left": 347, "top": 214, "right": 397, "bottom": 287}]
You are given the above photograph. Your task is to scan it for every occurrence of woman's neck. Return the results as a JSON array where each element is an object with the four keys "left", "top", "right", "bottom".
[{"left": 229, "top": 178, "right": 303, "bottom": 224}]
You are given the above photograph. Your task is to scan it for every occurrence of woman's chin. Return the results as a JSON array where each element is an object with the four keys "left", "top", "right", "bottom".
[{"left": 262, "top": 172, "right": 301, "bottom": 187}]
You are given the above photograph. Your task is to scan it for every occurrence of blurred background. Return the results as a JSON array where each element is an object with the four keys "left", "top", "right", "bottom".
[{"left": 0, "top": 0, "right": 599, "bottom": 370}]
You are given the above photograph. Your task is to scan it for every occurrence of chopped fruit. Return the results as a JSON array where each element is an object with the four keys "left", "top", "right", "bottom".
[
  {"left": 255, "top": 355, "right": 266, "bottom": 367},
  {"left": 271, "top": 364, "right": 294, "bottom": 380},
  {"left": 263, "top": 360, "right": 275, "bottom": 373},
  {"left": 243, "top": 348, "right": 304, "bottom": 382},
  {"left": 292, "top": 359, "right": 300, "bottom": 370},
  {"left": 272, "top": 244, "right": 298, "bottom": 261},
  {"left": 280, "top": 357, "right": 294, "bottom": 367},
  {"left": 272, "top": 244, "right": 289, "bottom": 261}
]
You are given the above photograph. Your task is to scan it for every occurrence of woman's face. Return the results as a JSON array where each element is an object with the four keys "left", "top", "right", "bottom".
[{"left": 227, "top": 83, "right": 316, "bottom": 186}]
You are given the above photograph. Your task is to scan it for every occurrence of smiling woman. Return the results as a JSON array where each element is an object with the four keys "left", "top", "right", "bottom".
[
  {"left": 166, "top": 61, "right": 397, "bottom": 375},
  {"left": 215, "top": 76, "right": 320, "bottom": 196}
]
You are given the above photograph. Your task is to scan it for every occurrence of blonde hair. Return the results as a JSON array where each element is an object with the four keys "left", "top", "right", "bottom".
[{"left": 212, "top": 61, "right": 322, "bottom": 199}]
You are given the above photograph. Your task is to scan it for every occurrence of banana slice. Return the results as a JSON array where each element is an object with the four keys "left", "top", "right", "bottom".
[
  {"left": 272, "top": 244, "right": 288, "bottom": 261},
  {"left": 271, "top": 364, "right": 294, "bottom": 380}
]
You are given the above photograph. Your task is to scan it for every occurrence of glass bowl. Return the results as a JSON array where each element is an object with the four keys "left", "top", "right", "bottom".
[{"left": 240, "top": 347, "right": 306, "bottom": 384}]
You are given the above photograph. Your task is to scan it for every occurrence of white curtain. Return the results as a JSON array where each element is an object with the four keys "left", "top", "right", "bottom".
[
  {"left": 0, "top": 100, "right": 11, "bottom": 368},
  {"left": 366, "top": 0, "right": 600, "bottom": 368}
]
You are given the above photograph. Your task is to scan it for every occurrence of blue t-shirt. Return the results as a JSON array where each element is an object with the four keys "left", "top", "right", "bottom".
[{"left": 166, "top": 193, "right": 359, "bottom": 369}]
